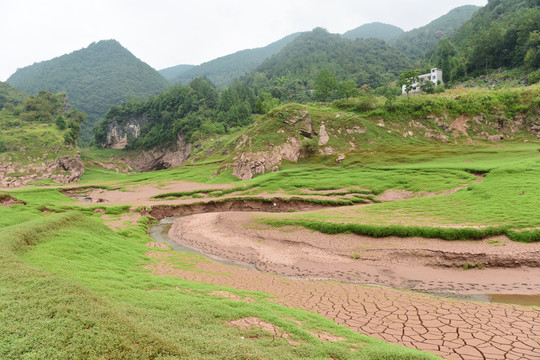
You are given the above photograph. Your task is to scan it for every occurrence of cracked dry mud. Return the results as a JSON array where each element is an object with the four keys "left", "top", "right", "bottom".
[{"left": 146, "top": 251, "right": 540, "bottom": 360}]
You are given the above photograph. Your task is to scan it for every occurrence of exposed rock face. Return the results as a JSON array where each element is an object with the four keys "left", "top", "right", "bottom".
[
  {"left": 0, "top": 154, "right": 84, "bottom": 187},
  {"left": 318, "top": 123, "right": 329, "bottom": 145},
  {"left": 281, "top": 109, "right": 313, "bottom": 138},
  {"left": 529, "top": 121, "right": 540, "bottom": 138},
  {"left": 54, "top": 156, "right": 85, "bottom": 183},
  {"left": 122, "top": 135, "right": 191, "bottom": 172},
  {"left": 232, "top": 137, "right": 301, "bottom": 180},
  {"left": 104, "top": 115, "right": 148, "bottom": 149}
]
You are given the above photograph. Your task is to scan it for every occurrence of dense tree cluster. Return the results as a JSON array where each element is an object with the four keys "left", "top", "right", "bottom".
[
  {"left": 94, "top": 77, "right": 256, "bottom": 149},
  {"left": 342, "top": 22, "right": 404, "bottom": 42},
  {"left": 430, "top": 0, "right": 540, "bottom": 82}
]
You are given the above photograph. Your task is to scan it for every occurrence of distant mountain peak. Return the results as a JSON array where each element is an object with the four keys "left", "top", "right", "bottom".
[{"left": 342, "top": 22, "right": 404, "bottom": 41}]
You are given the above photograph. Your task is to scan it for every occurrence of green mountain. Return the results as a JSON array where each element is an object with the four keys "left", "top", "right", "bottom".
[
  {"left": 391, "top": 5, "right": 481, "bottom": 60},
  {"left": 430, "top": 0, "right": 540, "bottom": 82},
  {"left": 343, "top": 22, "right": 404, "bottom": 41},
  {"left": 6, "top": 40, "right": 170, "bottom": 145},
  {"left": 172, "top": 33, "right": 301, "bottom": 87},
  {"left": 158, "top": 64, "right": 195, "bottom": 82},
  {"left": 0, "top": 82, "right": 27, "bottom": 109},
  {"left": 244, "top": 28, "right": 411, "bottom": 101}
]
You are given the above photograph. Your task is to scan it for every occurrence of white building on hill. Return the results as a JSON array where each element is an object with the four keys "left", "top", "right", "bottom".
[{"left": 402, "top": 68, "right": 443, "bottom": 95}]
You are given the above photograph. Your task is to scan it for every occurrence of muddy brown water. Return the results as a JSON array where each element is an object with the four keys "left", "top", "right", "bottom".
[{"left": 150, "top": 216, "right": 540, "bottom": 307}]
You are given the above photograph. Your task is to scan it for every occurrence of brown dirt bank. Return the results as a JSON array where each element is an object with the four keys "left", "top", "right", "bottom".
[
  {"left": 147, "top": 198, "right": 339, "bottom": 220},
  {"left": 168, "top": 212, "right": 540, "bottom": 296},
  {"left": 0, "top": 194, "right": 25, "bottom": 207}
]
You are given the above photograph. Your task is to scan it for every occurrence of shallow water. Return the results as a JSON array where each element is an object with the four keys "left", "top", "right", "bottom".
[
  {"left": 432, "top": 293, "right": 540, "bottom": 307},
  {"left": 150, "top": 217, "right": 540, "bottom": 307},
  {"left": 149, "top": 217, "right": 255, "bottom": 270}
]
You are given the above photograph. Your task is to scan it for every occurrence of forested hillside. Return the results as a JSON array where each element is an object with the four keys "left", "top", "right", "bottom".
[
  {"left": 172, "top": 33, "right": 300, "bottom": 87},
  {"left": 430, "top": 0, "right": 540, "bottom": 83},
  {"left": 6, "top": 40, "right": 169, "bottom": 145},
  {"left": 0, "top": 82, "right": 27, "bottom": 109},
  {"left": 342, "top": 22, "right": 404, "bottom": 41},
  {"left": 243, "top": 28, "right": 411, "bottom": 102},
  {"left": 390, "top": 5, "right": 480, "bottom": 60}
]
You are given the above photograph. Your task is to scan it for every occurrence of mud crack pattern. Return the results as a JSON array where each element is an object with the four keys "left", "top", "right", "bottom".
[{"left": 146, "top": 254, "right": 540, "bottom": 360}]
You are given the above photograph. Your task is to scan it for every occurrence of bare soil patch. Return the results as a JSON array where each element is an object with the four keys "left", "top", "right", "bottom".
[
  {"left": 0, "top": 194, "right": 24, "bottom": 207},
  {"left": 228, "top": 317, "right": 299, "bottom": 346},
  {"left": 148, "top": 198, "right": 333, "bottom": 220},
  {"left": 63, "top": 181, "right": 234, "bottom": 205}
]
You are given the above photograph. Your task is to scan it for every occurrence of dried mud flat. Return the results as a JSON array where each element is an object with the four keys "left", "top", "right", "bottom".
[
  {"left": 153, "top": 211, "right": 540, "bottom": 360},
  {"left": 146, "top": 246, "right": 540, "bottom": 360}
]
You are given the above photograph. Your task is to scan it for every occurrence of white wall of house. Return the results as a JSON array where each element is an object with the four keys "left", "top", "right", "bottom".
[{"left": 402, "top": 68, "right": 443, "bottom": 95}]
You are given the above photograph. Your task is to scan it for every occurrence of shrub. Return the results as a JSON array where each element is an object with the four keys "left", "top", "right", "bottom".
[
  {"left": 55, "top": 115, "right": 66, "bottom": 130},
  {"left": 301, "top": 138, "right": 318, "bottom": 156}
]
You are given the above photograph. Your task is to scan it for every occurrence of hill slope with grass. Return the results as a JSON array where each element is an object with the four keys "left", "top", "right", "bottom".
[
  {"left": 0, "top": 91, "right": 86, "bottom": 187},
  {"left": 6, "top": 40, "right": 170, "bottom": 145},
  {"left": 198, "top": 84, "right": 540, "bottom": 180}
]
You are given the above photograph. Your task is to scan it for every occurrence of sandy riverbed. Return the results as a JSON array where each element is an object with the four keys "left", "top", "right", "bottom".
[{"left": 168, "top": 211, "right": 540, "bottom": 295}]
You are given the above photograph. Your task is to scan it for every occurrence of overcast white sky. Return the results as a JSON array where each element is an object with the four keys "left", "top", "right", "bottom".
[{"left": 0, "top": 0, "right": 487, "bottom": 81}]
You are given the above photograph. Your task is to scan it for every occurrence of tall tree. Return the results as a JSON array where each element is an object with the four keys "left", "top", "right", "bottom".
[
  {"left": 400, "top": 70, "right": 419, "bottom": 98},
  {"left": 338, "top": 81, "right": 359, "bottom": 102},
  {"left": 315, "top": 70, "right": 337, "bottom": 103}
]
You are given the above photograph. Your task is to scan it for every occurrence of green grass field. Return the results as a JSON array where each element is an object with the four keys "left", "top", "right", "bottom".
[
  {"left": 0, "top": 194, "right": 438, "bottom": 359},
  {"left": 256, "top": 141, "right": 540, "bottom": 242}
]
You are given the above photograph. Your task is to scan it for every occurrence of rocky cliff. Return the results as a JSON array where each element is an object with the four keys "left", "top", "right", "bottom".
[{"left": 104, "top": 114, "right": 148, "bottom": 149}]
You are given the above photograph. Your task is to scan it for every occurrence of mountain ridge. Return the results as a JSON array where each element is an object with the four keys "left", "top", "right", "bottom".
[
  {"left": 342, "top": 22, "right": 404, "bottom": 41},
  {"left": 171, "top": 33, "right": 301, "bottom": 87}
]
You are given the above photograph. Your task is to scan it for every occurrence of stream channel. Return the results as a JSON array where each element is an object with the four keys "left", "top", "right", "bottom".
[{"left": 150, "top": 216, "right": 540, "bottom": 307}]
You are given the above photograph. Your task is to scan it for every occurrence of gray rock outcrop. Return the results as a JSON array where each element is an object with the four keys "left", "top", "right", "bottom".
[
  {"left": 232, "top": 137, "right": 301, "bottom": 180},
  {"left": 104, "top": 114, "right": 148, "bottom": 149},
  {"left": 0, "top": 154, "right": 84, "bottom": 187}
]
